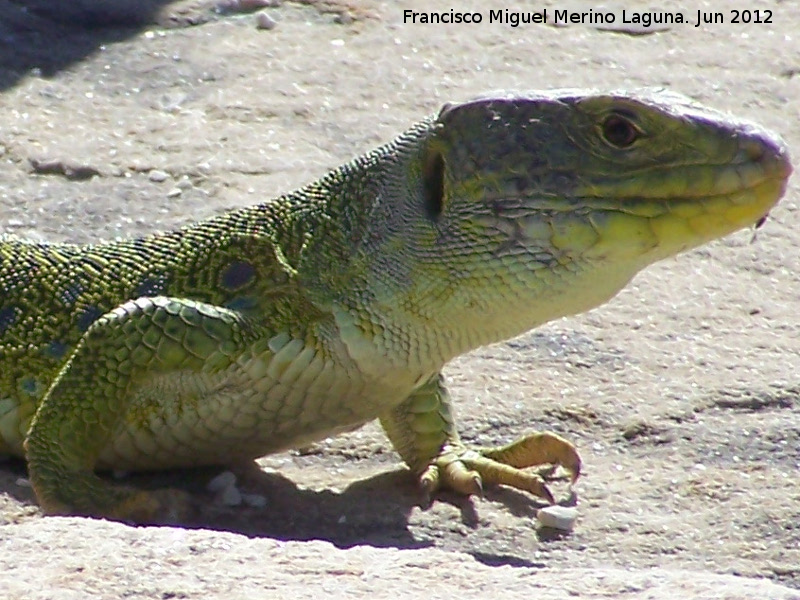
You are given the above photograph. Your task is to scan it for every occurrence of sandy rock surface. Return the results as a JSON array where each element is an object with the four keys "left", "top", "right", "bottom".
[
  {"left": 1, "top": 1, "right": 798, "bottom": 598},
  {"left": 2, "top": 519, "right": 799, "bottom": 599}
]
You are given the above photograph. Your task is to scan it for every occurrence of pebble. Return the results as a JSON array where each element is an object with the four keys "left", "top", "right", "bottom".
[
  {"left": 207, "top": 470, "right": 237, "bottom": 493},
  {"left": 255, "top": 12, "right": 277, "bottom": 30},
  {"left": 333, "top": 13, "right": 354, "bottom": 25},
  {"left": 219, "top": 485, "right": 243, "bottom": 506},
  {"left": 216, "top": 0, "right": 280, "bottom": 14},
  {"left": 242, "top": 493, "right": 268, "bottom": 508},
  {"left": 536, "top": 505, "right": 578, "bottom": 531},
  {"left": 148, "top": 169, "right": 169, "bottom": 183}
]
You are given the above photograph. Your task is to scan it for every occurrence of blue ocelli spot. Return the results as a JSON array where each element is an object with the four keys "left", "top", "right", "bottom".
[
  {"left": 0, "top": 305, "right": 17, "bottom": 335},
  {"left": 20, "top": 377, "right": 39, "bottom": 396},
  {"left": 222, "top": 261, "right": 256, "bottom": 290},
  {"left": 45, "top": 340, "right": 69, "bottom": 360}
]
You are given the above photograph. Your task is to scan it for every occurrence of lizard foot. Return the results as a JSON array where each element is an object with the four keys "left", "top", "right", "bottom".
[
  {"left": 37, "top": 483, "right": 195, "bottom": 525},
  {"left": 107, "top": 488, "right": 196, "bottom": 525},
  {"left": 419, "top": 432, "right": 581, "bottom": 503}
]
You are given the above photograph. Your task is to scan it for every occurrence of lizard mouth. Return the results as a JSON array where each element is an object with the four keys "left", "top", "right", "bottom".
[
  {"left": 579, "top": 141, "right": 791, "bottom": 208},
  {"left": 570, "top": 133, "right": 792, "bottom": 252},
  {"left": 485, "top": 145, "right": 793, "bottom": 266}
]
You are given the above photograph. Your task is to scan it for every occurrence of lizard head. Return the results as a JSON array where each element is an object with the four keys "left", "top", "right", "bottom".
[
  {"left": 340, "top": 91, "right": 792, "bottom": 361},
  {"left": 421, "top": 90, "right": 791, "bottom": 263}
]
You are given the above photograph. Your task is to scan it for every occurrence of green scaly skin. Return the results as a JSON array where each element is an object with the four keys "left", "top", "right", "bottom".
[{"left": 0, "top": 90, "right": 792, "bottom": 522}]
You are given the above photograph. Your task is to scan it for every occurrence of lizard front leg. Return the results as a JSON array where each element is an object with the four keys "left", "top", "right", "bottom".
[
  {"left": 24, "top": 296, "right": 258, "bottom": 523},
  {"left": 380, "top": 374, "right": 581, "bottom": 502}
]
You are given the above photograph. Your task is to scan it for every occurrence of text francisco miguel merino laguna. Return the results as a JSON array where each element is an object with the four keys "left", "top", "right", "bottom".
[{"left": 402, "top": 8, "right": 753, "bottom": 28}]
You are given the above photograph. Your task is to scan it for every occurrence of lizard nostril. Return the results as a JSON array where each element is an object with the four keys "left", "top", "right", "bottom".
[
  {"left": 743, "top": 140, "right": 765, "bottom": 162},
  {"left": 738, "top": 132, "right": 793, "bottom": 178}
]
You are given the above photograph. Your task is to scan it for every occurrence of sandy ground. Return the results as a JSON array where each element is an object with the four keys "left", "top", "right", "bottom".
[{"left": 0, "top": 1, "right": 798, "bottom": 598}]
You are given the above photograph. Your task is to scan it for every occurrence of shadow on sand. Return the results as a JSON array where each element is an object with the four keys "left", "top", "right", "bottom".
[{"left": 0, "top": 0, "right": 197, "bottom": 90}]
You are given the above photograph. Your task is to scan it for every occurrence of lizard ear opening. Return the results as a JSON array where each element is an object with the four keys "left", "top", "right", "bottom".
[{"left": 422, "top": 151, "right": 445, "bottom": 221}]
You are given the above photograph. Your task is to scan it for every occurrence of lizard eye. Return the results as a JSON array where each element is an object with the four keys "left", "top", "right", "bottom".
[
  {"left": 600, "top": 113, "right": 641, "bottom": 149},
  {"left": 422, "top": 151, "right": 445, "bottom": 220}
]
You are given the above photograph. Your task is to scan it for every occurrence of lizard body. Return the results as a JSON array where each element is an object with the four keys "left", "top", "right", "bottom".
[{"left": 0, "top": 90, "right": 791, "bottom": 521}]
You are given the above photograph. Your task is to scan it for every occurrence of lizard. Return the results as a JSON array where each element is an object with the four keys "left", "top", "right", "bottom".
[{"left": 0, "top": 90, "right": 792, "bottom": 523}]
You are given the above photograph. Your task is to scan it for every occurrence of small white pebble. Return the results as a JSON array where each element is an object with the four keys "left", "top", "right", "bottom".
[
  {"left": 166, "top": 188, "right": 182, "bottom": 198},
  {"left": 217, "top": 0, "right": 279, "bottom": 13},
  {"left": 242, "top": 493, "right": 268, "bottom": 508},
  {"left": 15, "top": 477, "right": 31, "bottom": 488},
  {"left": 536, "top": 505, "right": 578, "bottom": 531},
  {"left": 255, "top": 11, "right": 277, "bottom": 30},
  {"left": 219, "top": 485, "right": 243, "bottom": 506},
  {"left": 207, "top": 470, "right": 237, "bottom": 493},
  {"left": 148, "top": 169, "right": 169, "bottom": 183}
]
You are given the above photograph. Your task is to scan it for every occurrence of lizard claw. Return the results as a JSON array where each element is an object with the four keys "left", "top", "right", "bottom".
[
  {"left": 419, "top": 452, "right": 483, "bottom": 499},
  {"left": 417, "top": 432, "right": 579, "bottom": 504},
  {"left": 480, "top": 431, "right": 582, "bottom": 483}
]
